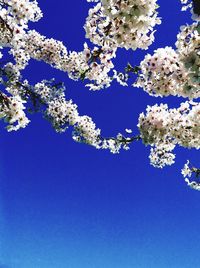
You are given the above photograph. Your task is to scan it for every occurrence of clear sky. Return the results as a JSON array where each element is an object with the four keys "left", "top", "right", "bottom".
[{"left": 1, "top": 1, "right": 200, "bottom": 268}]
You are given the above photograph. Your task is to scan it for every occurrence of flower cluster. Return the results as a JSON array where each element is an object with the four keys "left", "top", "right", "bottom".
[
  {"left": 27, "top": 80, "right": 102, "bottom": 147},
  {"left": 0, "top": 0, "right": 200, "bottom": 191},
  {"left": 135, "top": 22, "right": 200, "bottom": 99},
  {"left": 134, "top": 47, "right": 190, "bottom": 98},
  {"left": 35, "top": 80, "right": 139, "bottom": 152},
  {"left": 0, "top": 64, "right": 132, "bottom": 152},
  {"left": 181, "top": 160, "right": 200, "bottom": 191},
  {"left": 33, "top": 81, "right": 133, "bottom": 152},
  {"left": 0, "top": 0, "right": 117, "bottom": 89},
  {"left": 0, "top": 0, "right": 42, "bottom": 45},
  {"left": 0, "top": 0, "right": 42, "bottom": 71},
  {"left": 138, "top": 101, "right": 200, "bottom": 167},
  {"left": 84, "top": 0, "right": 161, "bottom": 50},
  {"left": 176, "top": 22, "right": 200, "bottom": 96},
  {"left": 9, "top": 28, "right": 116, "bottom": 89},
  {"left": 2, "top": 0, "right": 42, "bottom": 25},
  {"left": 0, "top": 92, "right": 29, "bottom": 131}
]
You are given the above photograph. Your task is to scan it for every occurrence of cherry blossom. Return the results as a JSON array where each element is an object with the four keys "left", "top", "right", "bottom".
[{"left": 0, "top": 0, "right": 199, "bottom": 190}]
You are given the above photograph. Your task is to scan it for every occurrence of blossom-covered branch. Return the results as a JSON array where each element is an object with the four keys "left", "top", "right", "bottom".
[
  {"left": 0, "top": 58, "right": 140, "bottom": 153},
  {"left": 0, "top": 0, "right": 200, "bottom": 191}
]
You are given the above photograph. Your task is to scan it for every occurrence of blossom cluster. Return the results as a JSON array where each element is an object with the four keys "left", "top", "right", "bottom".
[
  {"left": 0, "top": 59, "right": 134, "bottom": 153},
  {"left": 0, "top": 0, "right": 161, "bottom": 91},
  {"left": 34, "top": 80, "right": 136, "bottom": 152},
  {"left": 25, "top": 32, "right": 117, "bottom": 90},
  {"left": 138, "top": 101, "right": 200, "bottom": 168},
  {"left": 135, "top": 22, "right": 200, "bottom": 99},
  {"left": 176, "top": 22, "right": 200, "bottom": 96},
  {"left": 0, "top": 0, "right": 42, "bottom": 45},
  {"left": 2, "top": 0, "right": 42, "bottom": 25},
  {"left": 0, "top": 0, "right": 199, "bottom": 190},
  {"left": 0, "top": 0, "right": 140, "bottom": 153},
  {"left": 0, "top": 0, "right": 116, "bottom": 90},
  {"left": 34, "top": 81, "right": 102, "bottom": 148},
  {"left": 0, "top": 93, "right": 29, "bottom": 131},
  {"left": 181, "top": 160, "right": 200, "bottom": 191},
  {"left": 85, "top": 0, "right": 161, "bottom": 50}
]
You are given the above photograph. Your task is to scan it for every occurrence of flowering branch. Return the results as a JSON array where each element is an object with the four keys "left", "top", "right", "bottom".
[{"left": 0, "top": 0, "right": 199, "bottom": 190}]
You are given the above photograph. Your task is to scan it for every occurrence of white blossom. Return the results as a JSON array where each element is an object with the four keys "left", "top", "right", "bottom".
[
  {"left": 0, "top": 0, "right": 200, "bottom": 190},
  {"left": 138, "top": 101, "right": 200, "bottom": 167},
  {"left": 135, "top": 23, "right": 200, "bottom": 99},
  {"left": 84, "top": 0, "right": 161, "bottom": 50}
]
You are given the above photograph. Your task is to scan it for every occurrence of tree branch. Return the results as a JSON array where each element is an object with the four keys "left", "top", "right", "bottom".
[{"left": 192, "top": 0, "right": 200, "bottom": 15}]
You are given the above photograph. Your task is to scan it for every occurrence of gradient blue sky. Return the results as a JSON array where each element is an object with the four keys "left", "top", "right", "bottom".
[{"left": 1, "top": 1, "right": 200, "bottom": 268}]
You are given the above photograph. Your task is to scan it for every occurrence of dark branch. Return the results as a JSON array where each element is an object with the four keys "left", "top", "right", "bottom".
[{"left": 193, "top": 0, "right": 200, "bottom": 15}]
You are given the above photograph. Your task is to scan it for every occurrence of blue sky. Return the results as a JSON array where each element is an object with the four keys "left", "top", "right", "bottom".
[{"left": 1, "top": 1, "right": 200, "bottom": 268}]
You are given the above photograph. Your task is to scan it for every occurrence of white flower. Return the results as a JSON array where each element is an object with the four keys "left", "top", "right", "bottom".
[
  {"left": 125, "top": 129, "right": 133, "bottom": 134},
  {"left": 181, "top": 160, "right": 192, "bottom": 177}
]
